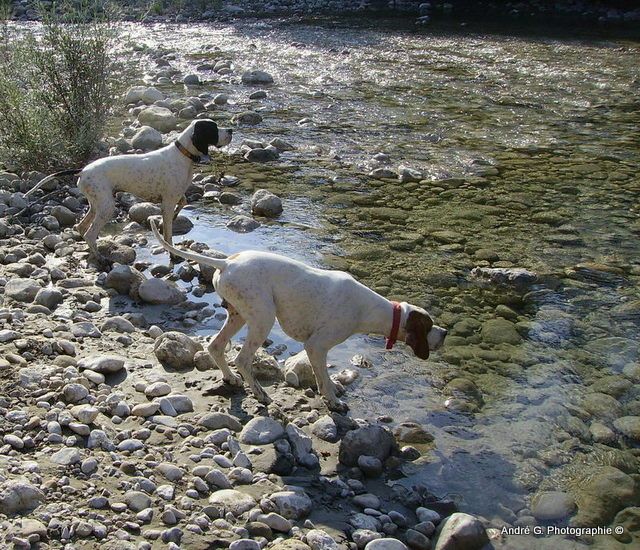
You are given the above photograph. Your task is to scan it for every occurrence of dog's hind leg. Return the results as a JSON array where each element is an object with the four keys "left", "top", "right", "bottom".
[
  {"left": 75, "top": 203, "right": 95, "bottom": 236},
  {"left": 207, "top": 303, "right": 245, "bottom": 386},
  {"left": 305, "top": 337, "right": 348, "bottom": 413},
  {"left": 232, "top": 306, "right": 276, "bottom": 405},
  {"left": 83, "top": 193, "right": 115, "bottom": 265}
]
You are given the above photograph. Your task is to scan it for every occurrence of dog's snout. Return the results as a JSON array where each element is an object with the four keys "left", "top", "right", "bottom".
[
  {"left": 443, "top": 329, "right": 448, "bottom": 337},
  {"left": 228, "top": 128, "right": 233, "bottom": 135}
]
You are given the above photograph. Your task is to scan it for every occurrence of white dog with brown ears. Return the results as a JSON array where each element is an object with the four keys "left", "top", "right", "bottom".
[
  {"left": 26, "top": 120, "right": 232, "bottom": 265},
  {"left": 150, "top": 219, "right": 447, "bottom": 411}
]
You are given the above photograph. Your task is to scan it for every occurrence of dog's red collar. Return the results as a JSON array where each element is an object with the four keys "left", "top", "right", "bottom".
[
  {"left": 386, "top": 301, "right": 402, "bottom": 350},
  {"left": 175, "top": 141, "right": 201, "bottom": 163}
]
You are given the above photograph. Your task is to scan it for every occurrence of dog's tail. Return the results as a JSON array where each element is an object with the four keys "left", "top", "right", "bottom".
[
  {"left": 149, "top": 218, "right": 229, "bottom": 270},
  {"left": 25, "top": 168, "right": 83, "bottom": 197}
]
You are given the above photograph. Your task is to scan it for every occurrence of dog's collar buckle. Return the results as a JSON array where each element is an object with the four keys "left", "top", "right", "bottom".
[
  {"left": 386, "top": 301, "right": 402, "bottom": 350},
  {"left": 175, "top": 141, "right": 202, "bottom": 163}
]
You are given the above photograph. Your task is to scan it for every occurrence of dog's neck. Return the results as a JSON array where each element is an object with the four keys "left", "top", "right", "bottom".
[
  {"left": 359, "top": 296, "right": 408, "bottom": 342},
  {"left": 175, "top": 125, "right": 202, "bottom": 159}
]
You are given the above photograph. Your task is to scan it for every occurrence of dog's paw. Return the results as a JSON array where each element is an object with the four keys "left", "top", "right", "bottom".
[
  {"left": 224, "top": 373, "right": 243, "bottom": 387},
  {"left": 327, "top": 398, "right": 349, "bottom": 414}
]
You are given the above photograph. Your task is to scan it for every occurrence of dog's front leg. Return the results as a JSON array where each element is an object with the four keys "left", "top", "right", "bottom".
[
  {"left": 305, "top": 340, "right": 348, "bottom": 413},
  {"left": 161, "top": 203, "right": 175, "bottom": 246}
]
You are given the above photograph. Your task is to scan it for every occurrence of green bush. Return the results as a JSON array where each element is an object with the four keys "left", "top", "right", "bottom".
[{"left": 0, "top": 1, "right": 123, "bottom": 172}]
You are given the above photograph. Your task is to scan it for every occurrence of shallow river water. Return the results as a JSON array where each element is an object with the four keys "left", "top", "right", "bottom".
[{"left": 126, "top": 16, "right": 639, "bottom": 547}]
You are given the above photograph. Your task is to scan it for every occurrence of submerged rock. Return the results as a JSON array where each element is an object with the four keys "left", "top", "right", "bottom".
[
  {"left": 470, "top": 266, "right": 537, "bottom": 287},
  {"left": 531, "top": 491, "right": 576, "bottom": 521},
  {"left": 570, "top": 466, "right": 639, "bottom": 527},
  {"left": 481, "top": 318, "right": 522, "bottom": 345}
]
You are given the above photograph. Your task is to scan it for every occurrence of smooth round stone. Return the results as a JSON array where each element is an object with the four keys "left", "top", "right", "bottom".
[
  {"left": 208, "top": 490, "right": 256, "bottom": 516},
  {"left": 364, "top": 539, "right": 408, "bottom": 550},
  {"left": 239, "top": 417, "right": 284, "bottom": 444},
  {"left": 229, "top": 540, "right": 261, "bottom": 550},
  {"left": 531, "top": 491, "right": 576, "bottom": 521}
]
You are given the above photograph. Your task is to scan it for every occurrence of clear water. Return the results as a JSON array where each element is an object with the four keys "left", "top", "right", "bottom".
[{"left": 125, "top": 17, "right": 639, "bottom": 542}]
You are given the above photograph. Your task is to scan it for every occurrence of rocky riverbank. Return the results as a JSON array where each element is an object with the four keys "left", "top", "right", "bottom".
[{"left": 0, "top": 174, "right": 495, "bottom": 547}]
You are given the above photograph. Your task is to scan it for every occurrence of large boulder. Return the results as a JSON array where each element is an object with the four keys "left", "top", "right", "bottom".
[
  {"left": 142, "top": 86, "right": 164, "bottom": 104},
  {"left": 105, "top": 264, "right": 146, "bottom": 299},
  {"left": 267, "top": 490, "right": 312, "bottom": 520},
  {"left": 131, "top": 125, "right": 163, "bottom": 150},
  {"left": 4, "top": 278, "right": 42, "bottom": 303},
  {"left": 338, "top": 425, "right": 397, "bottom": 466},
  {"left": 239, "top": 417, "right": 285, "bottom": 445},
  {"left": 78, "top": 355, "right": 126, "bottom": 374},
  {"left": 232, "top": 111, "right": 263, "bottom": 125},
  {"left": 245, "top": 148, "right": 279, "bottom": 163},
  {"left": 284, "top": 351, "right": 316, "bottom": 389},
  {"left": 0, "top": 479, "right": 45, "bottom": 515},
  {"left": 209, "top": 489, "right": 256, "bottom": 516},
  {"left": 148, "top": 214, "right": 194, "bottom": 235},
  {"left": 570, "top": 466, "right": 640, "bottom": 527},
  {"left": 241, "top": 70, "right": 274, "bottom": 85},
  {"left": 51, "top": 205, "right": 77, "bottom": 226},
  {"left": 251, "top": 189, "right": 282, "bottom": 218},
  {"left": 434, "top": 513, "right": 489, "bottom": 550},
  {"left": 154, "top": 331, "right": 203, "bottom": 370},
  {"left": 129, "top": 202, "right": 161, "bottom": 224},
  {"left": 97, "top": 238, "right": 136, "bottom": 265},
  {"left": 138, "top": 278, "right": 185, "bottom": 305},
  {"left": 138, "top": 105, "right": 178, "bottom": 133}
]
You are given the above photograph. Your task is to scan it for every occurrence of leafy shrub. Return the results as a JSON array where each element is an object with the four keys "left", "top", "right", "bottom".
[{"left": 0, "top": 1, "right": 123, "bottom": 172}]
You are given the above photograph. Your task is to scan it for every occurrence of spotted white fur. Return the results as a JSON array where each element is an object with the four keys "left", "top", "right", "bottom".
[
  {"left": 28, "top": 120, "right": 232, "bottom": 263},
  {"left": 150, "top": 219, "right": 447, "bottom": 411}
]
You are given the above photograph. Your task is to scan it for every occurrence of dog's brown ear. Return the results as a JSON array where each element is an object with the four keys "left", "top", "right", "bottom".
[{"left": 405, "top": 310, "right": 433, "bottom": 360}]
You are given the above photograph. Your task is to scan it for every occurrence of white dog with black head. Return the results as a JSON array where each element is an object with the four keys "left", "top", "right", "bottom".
[{"left": 27, "top": 120, "right": 232, "bottom": 265}]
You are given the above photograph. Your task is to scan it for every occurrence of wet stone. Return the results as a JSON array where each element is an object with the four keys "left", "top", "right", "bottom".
[
  {"left": 531, "top": 491, "right": 576, "bottom": 521},
  {"left": 613, "top": 416, "right": 640, "bottom": 442}
]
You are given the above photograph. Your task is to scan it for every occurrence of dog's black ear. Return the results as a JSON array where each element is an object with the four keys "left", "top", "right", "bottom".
[
  {"left": 191, "top": 120, "right": 219, "bottom": 154},
  {"left": 405, "top": 310, "right": 433, "bottom": 360}
]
